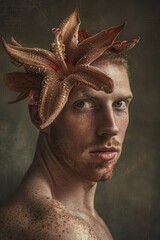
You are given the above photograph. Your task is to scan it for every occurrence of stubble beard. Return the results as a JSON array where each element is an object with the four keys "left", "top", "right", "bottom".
[{"left": 49, "top": 128, "right": 121, "bottom": 182}]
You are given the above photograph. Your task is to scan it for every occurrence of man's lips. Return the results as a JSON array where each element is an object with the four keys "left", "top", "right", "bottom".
[{"left": 90, "top": 147, "right": 119, "bottom": 161}]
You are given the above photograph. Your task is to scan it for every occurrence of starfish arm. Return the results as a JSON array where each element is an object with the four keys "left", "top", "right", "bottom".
[
  {"left": 72, "top": 22, "right": 126, "bottom": 66},
  {"left": 59, "top": 8, "right": 81, "bottom": 51},
  {"left": 51, "top": 31, "right": 69, "bottom": 75},
  {"left": 4, "top": 72, "right": 41, "bottom": 103},
  {"left": 65, "top": 74, "right": 100, "bottom": 90},
  {"left": 4, "top": 72, "right": 41, "bottom": 92},
  {"left": 72, "top": 65, "right": 113, "bottom": 93},
  {"left": 111, "top": 37, "right": 140, "bottom": 52},
  {"left": 39, "top": 75, "right": 74, "bottom": 129},
  {"left": 2, "top": 38, "right": 61, "bottom": 75},
  {"left": 11, "top": 37, "right": 22, "bottom": 47},
  {"left": 52, "top": 9, "right": 81, "bottom": 65}
]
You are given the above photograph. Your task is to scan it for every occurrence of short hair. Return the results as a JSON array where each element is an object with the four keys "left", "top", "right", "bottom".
[{"left": 92, "top": 51, "right": 128, "bottom": 71}]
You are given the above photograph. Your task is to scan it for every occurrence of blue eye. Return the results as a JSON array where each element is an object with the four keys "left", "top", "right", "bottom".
[
  {"left": 114, "top": 100, "right": 127, "bottom": 110},
  {"left": 75, "top": 100, "right": 96, "bottom": 109},
  {"left": 76, "top": 101, "right": 85, "bottom": 108}
]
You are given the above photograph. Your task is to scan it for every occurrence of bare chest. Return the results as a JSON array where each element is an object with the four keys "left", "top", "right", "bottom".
[{"left": 72, "top": 210, "right": 114, "bottom": 240}]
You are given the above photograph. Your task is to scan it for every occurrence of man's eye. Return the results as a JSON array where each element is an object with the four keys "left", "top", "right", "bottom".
[
  {"left": 113, "top": 100, "right": 127, "bottom": 110},
  {"left": 75, "top": 100, "right": 95, "bottom": 109}
]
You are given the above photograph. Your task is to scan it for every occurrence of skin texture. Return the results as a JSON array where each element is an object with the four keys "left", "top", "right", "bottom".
[
  {"left": 48, "top": 63, "right": 132, "bottom": 182},
  {"left": 0, "top": 62, "right": 132, "bottom": 240}
]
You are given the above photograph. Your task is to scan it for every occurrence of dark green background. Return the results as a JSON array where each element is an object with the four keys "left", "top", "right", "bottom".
[{"left": 0, "top": 0, "right": 159, "bottom": 239}]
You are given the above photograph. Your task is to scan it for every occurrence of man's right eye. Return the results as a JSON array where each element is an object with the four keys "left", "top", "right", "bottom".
[{"left": 75, "top": 100, "right": 96, "bottom": 109}]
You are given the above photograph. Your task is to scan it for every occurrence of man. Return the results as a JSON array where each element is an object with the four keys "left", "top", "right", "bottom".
[{"left": 0, "top": 9, "right": 139, "bottom": 240}]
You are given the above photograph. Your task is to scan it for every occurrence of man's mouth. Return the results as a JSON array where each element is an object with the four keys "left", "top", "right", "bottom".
[{"left": 90, "top": 147, "right": 119, "bottom": 161}]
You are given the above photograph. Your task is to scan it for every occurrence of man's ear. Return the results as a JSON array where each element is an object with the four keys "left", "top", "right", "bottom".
[{"left": 28, "top": 89, "right": 48, "bottom": 133}]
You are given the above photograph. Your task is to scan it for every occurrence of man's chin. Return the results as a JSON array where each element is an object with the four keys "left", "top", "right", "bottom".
[
  {"left": 98, "top": 172, "right": 114, "bottom": 182},
  {"left": 85, "top": 169, "right": 114, "bottom": 183}
]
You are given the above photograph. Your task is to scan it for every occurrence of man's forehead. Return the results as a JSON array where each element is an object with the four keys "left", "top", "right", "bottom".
[{"left": 94, "top": 62, "right": 128, "bottom": 79}]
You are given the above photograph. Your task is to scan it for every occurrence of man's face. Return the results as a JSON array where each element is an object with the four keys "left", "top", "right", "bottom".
[{"left": 48, "top": 63, "right": 132, "bottom": 182}]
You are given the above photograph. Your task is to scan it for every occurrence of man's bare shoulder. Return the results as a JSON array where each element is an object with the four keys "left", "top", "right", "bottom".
[{"left": 0, "top": 195, "right": 99, "bottom": 240}]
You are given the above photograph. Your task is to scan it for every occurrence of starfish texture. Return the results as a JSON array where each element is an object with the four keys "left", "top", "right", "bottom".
[{"left": 2, "top": 9, "right": 140, "bottom": 129}]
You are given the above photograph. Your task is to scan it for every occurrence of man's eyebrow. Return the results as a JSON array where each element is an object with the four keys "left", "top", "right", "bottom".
[
  {"left": 75, "top": 91, "right": 99, "bottom": 99},
  {"left": 116, "top": 95, "right": 133, "bottom": 102},
  {"left": 81, "top": 92, "right": 133, "bottom": 100},
  {"left": 72, "top": 90, "right": 133, "bottom": 102},
  {"left": 126, "top": 94, "right": 133, "bottom": 100},
  {"left": 115, "top": 91, "right": 133, "bottom": 99}
]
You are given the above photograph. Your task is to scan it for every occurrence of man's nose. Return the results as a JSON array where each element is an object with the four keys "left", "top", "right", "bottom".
[{"left": 96, "top": 107, "right": 118, "bottom": 137}]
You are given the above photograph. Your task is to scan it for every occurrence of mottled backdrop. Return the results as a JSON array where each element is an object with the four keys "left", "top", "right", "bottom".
[{"left": 0, "top": 0, "right": 159, "bottom": 239}]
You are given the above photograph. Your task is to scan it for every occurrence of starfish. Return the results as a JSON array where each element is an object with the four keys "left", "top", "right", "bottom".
[{"left": 2, "top": 9, "right": 140, "bottom": 129}]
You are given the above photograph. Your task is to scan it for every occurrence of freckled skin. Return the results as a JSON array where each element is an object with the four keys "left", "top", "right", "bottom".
[
  {"left": 0, "top": 62, "right": 132, "bottom": 240},
  {"left": 0, "top": 193, "right": 99, "bottom": 240}
]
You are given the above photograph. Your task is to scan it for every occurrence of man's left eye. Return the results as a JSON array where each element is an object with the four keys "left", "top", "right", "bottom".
[{"left": 113, "top": 100, "right": 127, "bottom": 110}]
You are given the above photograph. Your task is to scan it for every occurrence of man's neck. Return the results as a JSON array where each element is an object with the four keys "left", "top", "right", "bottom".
[{"left": 27, "top": 132, "right": 98, "bottom": 215}]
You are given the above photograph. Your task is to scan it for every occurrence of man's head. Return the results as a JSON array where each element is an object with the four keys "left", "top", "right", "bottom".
[{"left": 44, "top": 52, "right": 132, "bottom": 182}]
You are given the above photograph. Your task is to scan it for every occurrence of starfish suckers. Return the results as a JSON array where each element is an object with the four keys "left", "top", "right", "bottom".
[{"left": 2, "top": 9, "right": 140, "bottom": 129}]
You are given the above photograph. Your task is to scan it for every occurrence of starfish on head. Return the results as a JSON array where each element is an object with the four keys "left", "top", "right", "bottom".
[{"left": 2, "top": 8, "right": 140, "bottom": 129}]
